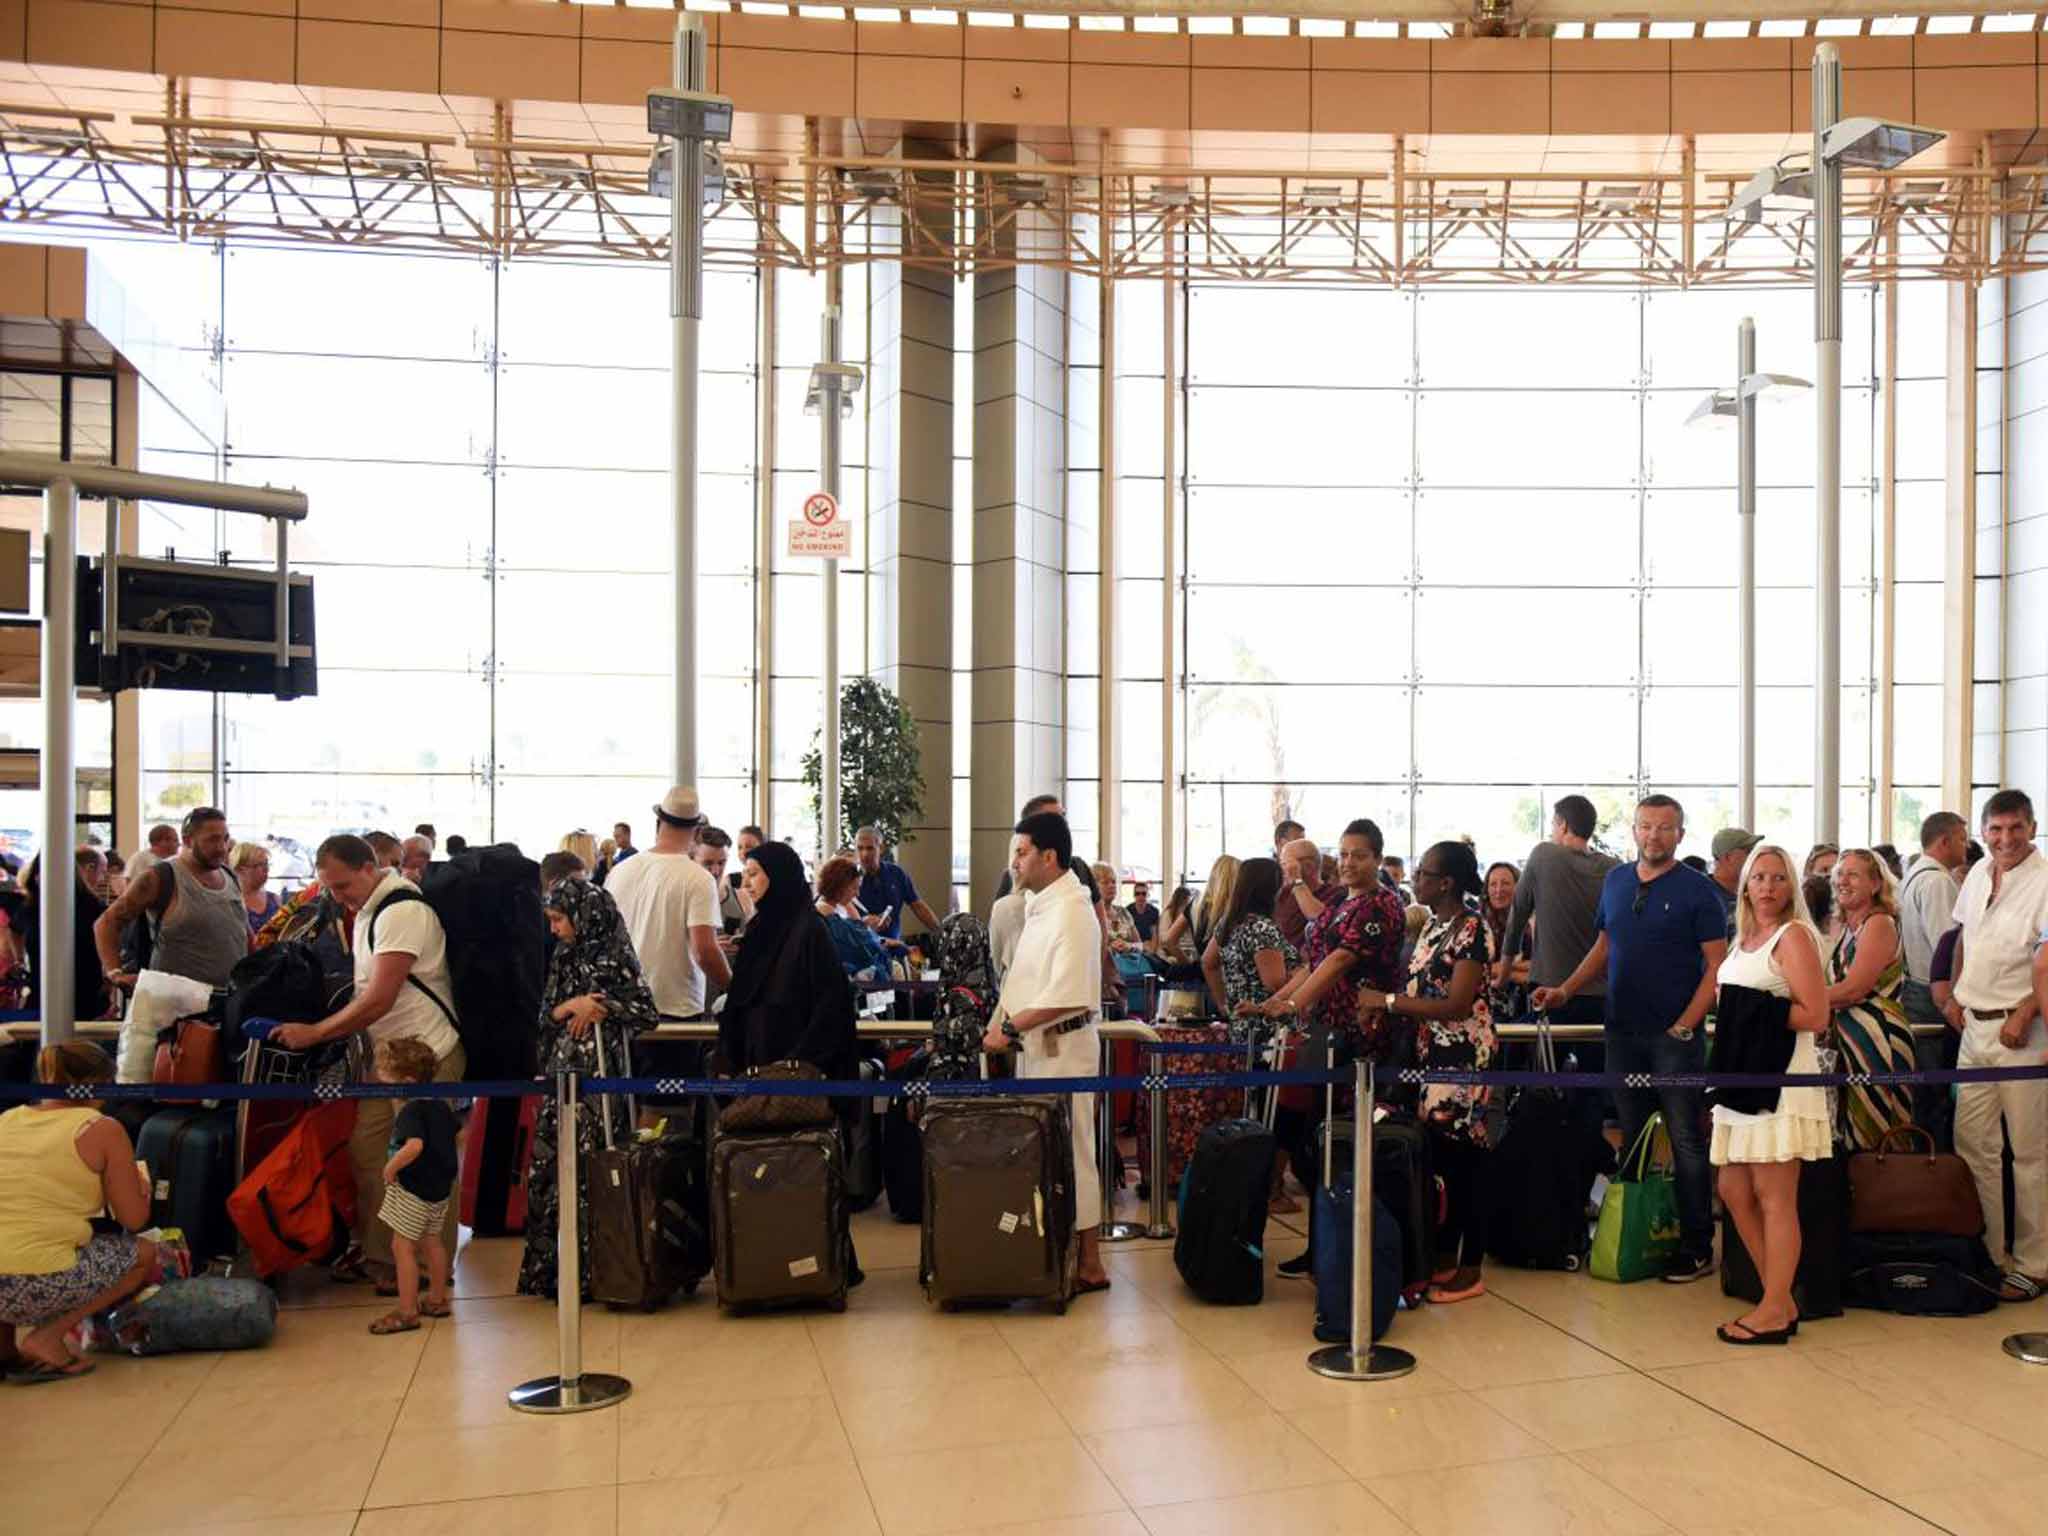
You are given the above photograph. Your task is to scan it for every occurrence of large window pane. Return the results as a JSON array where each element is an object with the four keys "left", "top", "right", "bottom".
[
  {"left": 1187, "top": 487, "right": 1410, "bottom": 584},
  {"left": 1418, "top": 291, "right": 1640, "bottom": 389},
  {"left": 1187, "top": 387, "right": 1411, "bottom": 487},
  {"left": 1188, "top": 587, "right": 1412, "bottom": 685},
  {"left": 1416, "top": 589, "right": 1639, "bottom": 686},
  {"left": 1415, "top": 490, "right": 1639, "bottom": 586},
  {"left": 1417, "top": 391, "right": 1638, "bottom": 487},
  {"left": 1188, "top": 286, "right": 1412, "bottom": 388}
]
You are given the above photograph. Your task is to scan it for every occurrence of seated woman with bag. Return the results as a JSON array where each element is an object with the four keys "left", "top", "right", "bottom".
[
  {"left": 517, "top": 876, "right": 658, "bottom": 1300},
  {"left": 0, "top": 1042, "right": 157, "bottom": 1381},
  {"left": 1709, "top": 843, "right": 1831, "bottom": 1346}
]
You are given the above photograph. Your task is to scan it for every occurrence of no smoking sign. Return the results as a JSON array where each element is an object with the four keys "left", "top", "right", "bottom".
[{"left": 787, "top": 489, "right": 852, "bottom": 559}]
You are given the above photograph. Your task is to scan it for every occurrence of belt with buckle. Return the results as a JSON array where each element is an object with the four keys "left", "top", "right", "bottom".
[
  {"left": 1051, "top": 1016, "right": 1088, "bottom": 1036},
  {"left": 1969, "top": 1006, "right": 2018, "bottom": 1021}
]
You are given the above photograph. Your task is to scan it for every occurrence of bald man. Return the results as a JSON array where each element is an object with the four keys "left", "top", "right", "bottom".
[{"left": 1274, "top": 837, "right": 1332, "bottom": 952}]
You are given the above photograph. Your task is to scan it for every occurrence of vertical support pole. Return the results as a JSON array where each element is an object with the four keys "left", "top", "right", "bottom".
[
  {"left": 1878, "top": 253, "right": 1898, "bottom": 833},
  {"left": 1145, "top": 1043, "right": 1173, "bottom": 1238},
  {"left": 1737, "top": 317, "right": 1758, "bottom": 831},
  {"left": 1160, "top": 228, "right": 1179, "bottom": 890},
  {"left": 1097, "top": 264, "right": 1118, "bottom": 860},
  {"left": 670, "top": 15, "right": 709, "bottom": 787},
  {"left": 509, "top": 1072, "right": 632, "bottom": 1414},
  {"left": 1813, "top": 42, "right": 1843, "bottom": 846},
  {"left": 1941, "top": 279, "right": 1978, "bottom": 811},
  {"left": 41, "top": 479, "right": 77, "bottom": 1046},
  {"left": 821, "top": 295, "right": 843, "bottom": 856},
  {"left": 1308, "top": 1058, "right": 1416, "bottom": 1381},
  {"left": 754, "top": 263, "right": 778, "bottom": 832}
]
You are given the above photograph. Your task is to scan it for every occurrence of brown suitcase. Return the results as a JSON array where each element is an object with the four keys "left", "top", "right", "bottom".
[
  {"left": 710, "top": 1127, "right": 849, "bottom": 1313},
  {"left": 920, "top": 1094, "right": 1076, "bottom": 1312},
  {"left": 1847, "top": 1126, "right": 1984, "bottom": 1238}
]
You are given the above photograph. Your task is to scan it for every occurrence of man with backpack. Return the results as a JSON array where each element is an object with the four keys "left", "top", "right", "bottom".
[
  {"left": 94, "top": 807, "right": 249, "bottom": 995},
  {"left": 270, "top": 835, "right": 465, "bottom": 1289}
]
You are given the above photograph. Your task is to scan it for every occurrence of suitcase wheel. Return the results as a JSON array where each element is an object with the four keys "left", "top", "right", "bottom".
[{"left": 1563, "top": 1254, "right": 1582, "bottom": 1273}]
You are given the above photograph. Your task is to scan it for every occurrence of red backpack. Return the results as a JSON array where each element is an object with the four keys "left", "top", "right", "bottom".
[{"left": 227, "top": 1100, "right": 358, "bottom": 1277}]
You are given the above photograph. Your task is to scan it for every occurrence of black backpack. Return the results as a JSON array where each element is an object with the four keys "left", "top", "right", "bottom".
[
  {"left": 225, "top": 944, "right": 345, "bottom": 1042},
  {"left": 1174, "top": 1118, "right": 1275, "bottom": 1305},
  {"left": 365, "top": 845, "right": 544, "bottom": 1081},
  {"left": 1844, "top": 1230, "right": 2003, "bottom": 1315},
  {"left": 1486, "top": 1084, "right": 1593, "bottom": 1271}
]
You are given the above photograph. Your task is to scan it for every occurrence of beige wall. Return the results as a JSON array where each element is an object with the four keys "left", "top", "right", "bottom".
[{"left": 1, "top": 5, "right": 2042, "bottom": 137}]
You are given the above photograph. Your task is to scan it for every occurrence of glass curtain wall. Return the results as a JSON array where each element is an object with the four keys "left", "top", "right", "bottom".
[
  {"left": 1134, "top": 279, "right": 1944, "bottom": 879},
  {"left": 125, "top": 243, "right": 761, "bottom": 858}
]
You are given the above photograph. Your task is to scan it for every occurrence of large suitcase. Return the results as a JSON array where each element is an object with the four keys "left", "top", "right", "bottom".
[
  {"left": 1486, "top": 1016, "right": 1593, "bottom": 1271},
  {"left": 1322, "top": 1116, "right": 1437, "bottom": 1306},
  {"left": 710, "top": 1127, "right": 849, "bottom": 1313},
  {"left": 1312, "top": 1185, "right": 1403, "bottom": 1346},
  {"left": 1174, "top": 1116, "right": 1275, "bottom": 1305},
  {"left": 1719, "top": 1154, "right": 1850, "bottom": 1319},
  {"left": 462, "top": 1094, "right": 541, "bottom": 1236},
  {"left": 226, "top": 1100, "right": 358, "bottom": 1277},
  {"left": 586, "top": 1029, "right": 710, "bottom": 1310},
  {"left": 137, "top": 1107, "right": 238, "bottom": 1261},
  {"left": 921, "top": 1094, "right": 1077, "bottom": 1312},
  {"left": 844, "top": 1058, "right": 884, "bottom": 1213},
  {"left": 1135, "top": 1024, "right": 1246, "bottom": 1195}
]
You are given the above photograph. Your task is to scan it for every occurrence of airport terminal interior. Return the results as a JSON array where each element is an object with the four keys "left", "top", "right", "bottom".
[{"left": 1, "top": 0, "right": 2048, "bottom": 1531}]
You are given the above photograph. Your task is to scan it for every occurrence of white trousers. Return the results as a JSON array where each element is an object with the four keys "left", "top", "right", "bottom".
[
  {"left": 1955, "top": 1014, "right": 2048, "bottom": 1277},
  {"left": 1016, "top": 1020, "right": 1101, "bottom": 1224}
]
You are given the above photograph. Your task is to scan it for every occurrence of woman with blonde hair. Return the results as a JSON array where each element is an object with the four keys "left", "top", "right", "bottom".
[
  {"left": 1825, "top": 848, "right": 1916, "bottom": 1150},
  {"left": 1191, "top": 855, "right": 1241, "bottom": 960},
  {"left": 1709, "top": 843, "right": 1830, "bottom": 1345},
  {"left": 232, "top": 841, "right": 278, "bottom": 940},
  {"left": 559, "top": 829, "right": 599, "bottom": 872}
]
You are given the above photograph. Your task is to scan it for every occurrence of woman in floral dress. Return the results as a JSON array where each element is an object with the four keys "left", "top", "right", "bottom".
[{"left": 1360, "top": 840, "right": 1498, "bottom": 1304}]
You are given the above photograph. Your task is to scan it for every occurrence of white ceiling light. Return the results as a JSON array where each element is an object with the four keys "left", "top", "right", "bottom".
[
  {"left": 1022, "top": 13, "right": 1069, "bottom": 28},
  {"left": 1869, "top": 16, "right": 1919, "bottom": 35},
  {"left": 1814, "top": 19, "right": 1862, "bottom": 36},
  {"left": 1702, "top": 21, "right": 1750, "bottom": 39},
  {"left": 1243, "top": 16, "right": 1290, "bottom": 37},
  {"left": 1355, "top": 21, "right": 1400, "bottom": 38},
  {"left": 1187, "top": 17, "right": 1233, "bottom": 34},
  {"left": 1134, "top": 16, "right": 1178, "bottom": 32},
  {"left": 1982, "top": 13, "right": 2039, "bottom": 32},
  {"left": 1079, "top": 15, "right": 1125, "bottom": 31},
  {"left": 1553, "top": 22, "right": 1587, "bottom": 39},
  {"left": 1758, "top": 20, "right": 1807, "bottom": 38},
  {"left": 1648, "top": 23, "right": 1695, "bottom": 40},
  {"left": 1301, "top": 19, "right": 1345, "bottom": 38},
  {"left": 1924, "top": 15, "right": 1974, "bottom": 33},
  {"left": 1592, "top": 21, "right": 1642, "bottom": 39}
]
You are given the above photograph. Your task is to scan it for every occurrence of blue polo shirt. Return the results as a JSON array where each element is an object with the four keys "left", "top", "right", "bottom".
[
  {"left": 857, "top": 860, "right": 920, "bottom": 941},
  {"left": 1595, "top": 861, "right": 1727, "bottom": 1035}
]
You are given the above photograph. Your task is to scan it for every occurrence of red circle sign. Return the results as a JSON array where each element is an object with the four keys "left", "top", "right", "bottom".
[{"left": 803, "top": 492, "right": 838, "bottom": 527}]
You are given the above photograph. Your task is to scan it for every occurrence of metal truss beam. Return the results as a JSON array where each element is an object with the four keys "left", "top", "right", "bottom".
[{"left": 0, "top": 103, "right": 2042, "bottom": 288}]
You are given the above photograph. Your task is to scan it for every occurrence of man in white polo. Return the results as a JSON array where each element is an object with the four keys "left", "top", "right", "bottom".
[
  {"left": 1953, "top": 789, "right": 2048, "bottom": 1301},
  {"left": 982, "top": 809, "right": 1111, "bottom": 1295}
]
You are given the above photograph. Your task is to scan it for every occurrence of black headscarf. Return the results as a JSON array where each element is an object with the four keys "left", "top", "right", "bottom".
[
  {"left": 542, "top": 876, "right": 657, "bottom": 1035},
  {"left": 720, "top": 841, "right": 856, "bottom": 1076},
  {"left": 724, "top": 841, "right": 811, "bottom": 1014}
]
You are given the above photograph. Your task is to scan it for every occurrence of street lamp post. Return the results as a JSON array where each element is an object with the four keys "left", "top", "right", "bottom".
[
  {"left": 1724, "top": 42, "right": 1940, "bottom": 846},
  {"left": 1689, "top": 328, "right": 1810, "bottom": 832}
]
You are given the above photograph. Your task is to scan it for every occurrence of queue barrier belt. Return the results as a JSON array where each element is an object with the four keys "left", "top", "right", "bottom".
[{"left": 7, "top": 1060, "right": 2048, "bottom": 1105}]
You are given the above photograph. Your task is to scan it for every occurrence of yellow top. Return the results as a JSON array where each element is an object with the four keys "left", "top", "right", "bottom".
[{"left": 0, "top": 1106, "right": 105, "bottom": 1275}]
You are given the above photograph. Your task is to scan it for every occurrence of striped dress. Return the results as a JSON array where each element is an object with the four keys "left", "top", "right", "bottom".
[{"left": 1829, "top": 917, "right": 1917, "bottom": 1151}]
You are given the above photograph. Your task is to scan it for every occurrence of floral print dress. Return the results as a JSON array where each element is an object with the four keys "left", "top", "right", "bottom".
[
  {"left": 1220, "top": 914, "right": 1299, "bottom": 1045},
  {"left": 1403, "top": 909, "right": 1498, "bottom": 1146},
  {"left": 1302, "top": 883, "right": 1408, "bottom": 1058}
]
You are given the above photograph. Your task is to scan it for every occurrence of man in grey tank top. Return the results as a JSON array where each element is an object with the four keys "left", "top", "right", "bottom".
[{"left": 94, "top": 807, "right": 249, "bottom": 995}]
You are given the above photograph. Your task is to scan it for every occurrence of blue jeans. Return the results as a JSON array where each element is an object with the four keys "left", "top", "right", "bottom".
[{"left": 1607, "top": 1027, "right": 1713, "bottom": 1261}]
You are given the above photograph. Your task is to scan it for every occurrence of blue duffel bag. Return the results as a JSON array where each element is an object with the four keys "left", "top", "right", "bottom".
[{"left": 110, "top": 1276, "right": 278, "bottom": 1356}]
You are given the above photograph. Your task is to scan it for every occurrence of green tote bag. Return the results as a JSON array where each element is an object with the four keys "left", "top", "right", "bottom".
[{"left": 1590, "top": 1113, "right": 1682, "bottom": 1283}]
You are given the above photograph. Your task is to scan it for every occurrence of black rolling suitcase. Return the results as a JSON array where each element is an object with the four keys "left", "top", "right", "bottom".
[
  {"left": 921, "top": 1091, "right": 1077, "bottom": 1312},
  {"left": 845, "top": 1058, "right": 885, "bottom": 1213},
  {"left": 586, "top": 1029, "right": 711, "bottom": 1310},
  {"left": 710, "top": 1126, "right": 849, "bottom": 1313},
  {"left": 1487, "top": 1015, "right": 1593, "bottom": 1271},
  {"left": 1175, "top": 1116, "right": 1275, "bottom": 1305},
  {"left": 137, "top": 1106, "right": 237, "bottom": 1261},
  {"left": 1320, "top": 1115, "right": 1437, "bottom": 1306},
  {"left": 1720, "top": 1153, "right": 1849, "bottom": 1318}
]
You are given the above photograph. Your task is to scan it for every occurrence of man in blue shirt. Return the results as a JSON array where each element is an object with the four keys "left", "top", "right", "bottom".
[
  {"left": 854, "top": 826, "right": 943, "bottom": 946},
  {"left": 1534, "top": 794, "right": 1729, "bottom": 1283}
]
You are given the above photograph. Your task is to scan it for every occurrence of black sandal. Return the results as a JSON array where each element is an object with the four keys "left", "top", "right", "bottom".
[{"left": 1717, "top": 1319, "right": 1795, "bottom": 1346}]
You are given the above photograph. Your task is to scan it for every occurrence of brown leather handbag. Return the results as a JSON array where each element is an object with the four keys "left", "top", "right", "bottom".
[
  {"left": 717, "top": 1059, "right": 833, "bottom": 1134},
  {"left": 1847, "top": 1126, "right": 1984, "bottom": 1238}
]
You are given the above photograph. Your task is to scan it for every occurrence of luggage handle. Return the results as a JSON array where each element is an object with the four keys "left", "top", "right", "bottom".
[
  {"left": 1871, "top": 1125, "right": 1938, "bottom": 1163},
  {"left": 1322, "top": 1031, "right": 1338, "bottom": 1187},
  {"left": 591, "top": 1025, "right": 635, "bottom": 1150},
  {"left": 1532, "top": 1009, "right": 1558, "bottom": 1076}
]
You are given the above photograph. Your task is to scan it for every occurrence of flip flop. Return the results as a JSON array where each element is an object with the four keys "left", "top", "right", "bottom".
[
  {"left": 1074, "top": 1276, "right": 1112, "bottom": 1296},
  {"left": 1717, "top": 1319, "right": 1794, "bottom": 1346},
  {"left": 1999, "top": 1273, "right": 2045, "bottom": 1303},
  {"left": 9, "top": 1357, "right": 95, "bottom": 1384}
]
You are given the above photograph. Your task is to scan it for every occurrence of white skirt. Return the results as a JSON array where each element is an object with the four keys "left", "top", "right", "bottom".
[{"left": 1709, "top": 1030, "right": 1832, "bottom": 1165}]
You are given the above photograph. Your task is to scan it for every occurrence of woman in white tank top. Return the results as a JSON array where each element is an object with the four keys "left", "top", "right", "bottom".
[{"left": 1710, "top": 843, "right": 1831, "bottom": 1346}]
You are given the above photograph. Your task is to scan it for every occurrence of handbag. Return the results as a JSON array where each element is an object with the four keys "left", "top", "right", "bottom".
[
  {"left": 1590, "top": 1114, "right": 1682, "bottom": 1283},
  {"left": 153, "top": 1018, "right": 226, "bottom": 1089},
  {"left": 717, "top": 1059, "right": 833, "bottom": 1134},
  {"left": 1847, "top": 1126, "right": 1984, "bottom": 1238}
]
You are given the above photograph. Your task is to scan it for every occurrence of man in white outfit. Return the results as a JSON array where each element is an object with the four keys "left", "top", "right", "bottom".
[
  {"left": 1952, "top": 789, "right": 2048, "bottom": 1300},
  {"left": 983, "top": 810, "right": 1112, "bottom": 1293}
]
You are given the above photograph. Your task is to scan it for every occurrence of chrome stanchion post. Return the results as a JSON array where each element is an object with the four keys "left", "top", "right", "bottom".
[
  {"left": 1309, "top": 1057, "right": 1416, "bottom": 1382},
  {"left": 2004, "top": 1334, "right": 2048, "bottom": 1365},
  {"left": 1099, "top": 1032, "right": 1143, "bottom": 1242},
  {"left": 509, "top": 1073, "right": 632, "bottom": 1414},
  {"left": 1145, "top": 1045, "right": 1174, "bottom": 1239}
]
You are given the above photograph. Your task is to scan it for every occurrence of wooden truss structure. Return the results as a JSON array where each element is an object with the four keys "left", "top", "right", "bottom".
[{"left": 1, "top": 101, "right": 2042, "bottom": 286}]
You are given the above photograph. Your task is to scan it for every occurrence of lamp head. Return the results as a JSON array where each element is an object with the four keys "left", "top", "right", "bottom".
[
  {"left": 1686, "top": 391, "right": 1740, "bottom": 430},
  {"left": 1820, "top": 117, "right": 1944, "bottom": 171}
]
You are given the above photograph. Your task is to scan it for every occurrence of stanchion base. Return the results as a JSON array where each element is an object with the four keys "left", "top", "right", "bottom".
[
  {"left": 1144, "top": 1223, "right": 1176, "bottom": 1241},
  {"left": 1098, "top": 1220, "right": 1148, "bottom": 1244},
  {"left": 2002, "top": 1333, "right": 2048, "bottom": 1365},
  {"left": 1307, "top": 1343, "right": 1417, "bottom": 1382},
  {"left": 507, "top": 1372, "right": 633, "bottom": 1415}
]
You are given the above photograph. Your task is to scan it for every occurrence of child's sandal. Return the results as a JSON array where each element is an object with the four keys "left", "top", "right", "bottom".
[
  {"left": 369, "top": 1311, "right": 420, "bottom": 1335},
  {"left": 419, "top": 1299, "right": 452, "bottom": 1319}
]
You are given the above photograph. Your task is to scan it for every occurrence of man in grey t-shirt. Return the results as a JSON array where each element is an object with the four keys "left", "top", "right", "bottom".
[{"left": 1499, "top": 793, "right": 1618, "bottom": 1027}]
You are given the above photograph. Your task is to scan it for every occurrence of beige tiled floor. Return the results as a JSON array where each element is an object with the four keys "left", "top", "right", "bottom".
[{"left": 17, "top": 1191, "right": 2048, "bottom": 1536}]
